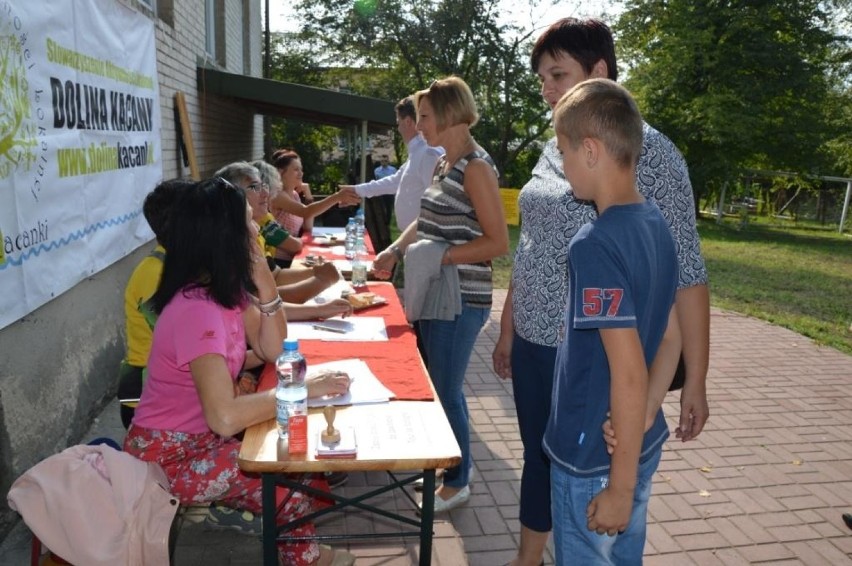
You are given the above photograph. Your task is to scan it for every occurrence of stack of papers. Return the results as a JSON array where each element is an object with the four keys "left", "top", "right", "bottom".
[
  {"left": 307, "top": 359, "right": 394, "bottom": 407},
  {"left": 288, "top": 316, "right": 388, "bottom": 341}
]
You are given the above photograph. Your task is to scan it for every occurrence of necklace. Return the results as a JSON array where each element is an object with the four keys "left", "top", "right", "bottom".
[{"left": 443, "top": 135, "right": 476, "bottom": 174}]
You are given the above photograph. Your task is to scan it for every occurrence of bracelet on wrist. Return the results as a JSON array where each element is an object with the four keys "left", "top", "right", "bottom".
[
  {"left": 260, "top": 301, "right": 284, "bottom": 317},
  {"left": 255, "top": 295, "right": 279, "bottom": 308},
  {"left": 390, "top": 244, "right": 403, "bottom": 261},
  {"left": 257, "top": 295, "right": 283, "bottom": 314}
]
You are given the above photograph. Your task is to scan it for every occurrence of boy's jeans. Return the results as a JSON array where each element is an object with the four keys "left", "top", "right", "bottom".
[{"left": 551, "top": 448, "right": 662, "bottom": 565}]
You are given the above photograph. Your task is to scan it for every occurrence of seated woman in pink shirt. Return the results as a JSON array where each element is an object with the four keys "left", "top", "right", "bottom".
[
  {"left": 269, "top": 149, "right": 360, "bottom": 266},
  {"left": 123, "top": 177, "right": 353, "bottom": 566}
]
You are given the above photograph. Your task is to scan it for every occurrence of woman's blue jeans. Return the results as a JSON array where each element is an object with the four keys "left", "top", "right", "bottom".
[
  {"left": 417, "top": 304, "right": 489, "bottom": 488},
  {"left": 551, "top": 448, "right": 662, "bottom": 565}
]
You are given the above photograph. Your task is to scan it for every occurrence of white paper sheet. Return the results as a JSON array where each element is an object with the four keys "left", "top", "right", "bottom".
[
  {"left": 287, "top": 316, "right": 388, "bottom": 341},
  {"left": 306, "top": 244, "right": 346, "bottom": 255},
  {"left": 306, "top": 280, "right": 356, "bottom": 306},
  {"left": 307, "top": 358, "right": 394, "bottom": 407},
  {"left": 313, "top": 227, "right": 347, "bottom": 237}
]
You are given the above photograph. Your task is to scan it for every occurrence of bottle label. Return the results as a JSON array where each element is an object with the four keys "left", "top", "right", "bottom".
[
  {"left": 352, "top": 264, "right": 367, "bottom": 286},
  {"left": 276, "top": 398, "right": 289, "bottom": 437},
  {"left": 288, "top": 414, "right": 308, "bottom": 454}
]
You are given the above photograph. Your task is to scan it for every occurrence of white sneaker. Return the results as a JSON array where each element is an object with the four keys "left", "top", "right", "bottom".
[
  {"left": 414, "top": 467, "right": 474, "bottom": 491},
  {"left": 424, "top": 485, "right": 471, "bottom": 514}
]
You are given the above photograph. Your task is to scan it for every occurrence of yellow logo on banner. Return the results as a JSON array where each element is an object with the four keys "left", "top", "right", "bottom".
[
  {"left": 0, "top": 25, "right": 38, "bottom": 181},
  {"left": 500, "top": 188, "right": 520, "bottom": 225},
  {"left": 0, "top": 227, "right": 5, "bottom": 265}
]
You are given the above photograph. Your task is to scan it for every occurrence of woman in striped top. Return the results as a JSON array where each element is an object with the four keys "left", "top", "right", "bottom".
[{"left": 372, "top": 76, "right": 509, "bottom": 513}]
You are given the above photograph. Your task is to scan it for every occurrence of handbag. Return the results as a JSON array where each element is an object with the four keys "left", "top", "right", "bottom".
[{"left": 669, "top": 353, "right": 686, "bottom": 391}]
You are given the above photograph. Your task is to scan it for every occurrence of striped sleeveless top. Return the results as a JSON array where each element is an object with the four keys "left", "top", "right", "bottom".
[{"left": 416, "top": 148, "right": 498, "bottom": 308}]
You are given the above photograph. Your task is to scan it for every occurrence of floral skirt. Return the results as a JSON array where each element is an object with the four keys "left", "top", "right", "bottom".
[{"left": 125, "top": 425, "right": 327, "bottom": 566}]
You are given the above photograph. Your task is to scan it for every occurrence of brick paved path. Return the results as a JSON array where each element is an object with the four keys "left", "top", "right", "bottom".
[{"left": 3, "top": 289, "right": 851, "bottom": 565}]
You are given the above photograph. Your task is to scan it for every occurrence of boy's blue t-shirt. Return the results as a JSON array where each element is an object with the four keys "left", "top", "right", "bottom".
[{"left": 543, "top": 200, "right": 678, "bottom": 478}]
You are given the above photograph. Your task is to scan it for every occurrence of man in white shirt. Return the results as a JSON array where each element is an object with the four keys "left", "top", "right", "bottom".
[{"left": 340, "top": 97, "right": 443, "bottom": 231}]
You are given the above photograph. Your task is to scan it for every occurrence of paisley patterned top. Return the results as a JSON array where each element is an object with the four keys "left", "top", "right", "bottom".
[{"left": 511, "top": 123, "right": 709, "bottom": 346}]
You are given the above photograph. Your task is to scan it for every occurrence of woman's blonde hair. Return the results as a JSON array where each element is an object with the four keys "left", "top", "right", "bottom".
[{"left": 414, "top": 76, "right": 479, "bottom": 130}]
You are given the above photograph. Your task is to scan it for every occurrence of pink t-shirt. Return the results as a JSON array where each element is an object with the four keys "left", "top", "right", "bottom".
[{"left": 133, "top": 288, "right": 246, "bottom": 434}]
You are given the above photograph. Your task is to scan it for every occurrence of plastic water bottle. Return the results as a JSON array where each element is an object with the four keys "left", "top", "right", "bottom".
[
  {"left": 351, "top": 236, "right": 368, "bottom": 287},
  {"left": 275, "top": 338, "right": 307, "bottom": 440},
  {"left": 354, "top": 207, "right": 365, "bottom": 240},
  {"left": 344, "top": 217, "right": 357, "bottom": 260}
]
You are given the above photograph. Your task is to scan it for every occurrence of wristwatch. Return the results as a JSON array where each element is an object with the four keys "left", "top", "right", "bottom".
[{"left": 389, "top": 244, "right": 403, "bottom": 261}]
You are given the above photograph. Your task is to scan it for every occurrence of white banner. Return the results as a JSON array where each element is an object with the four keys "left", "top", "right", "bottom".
[{"left": 0, "top": 0, "right": 162, "bottom": 330}]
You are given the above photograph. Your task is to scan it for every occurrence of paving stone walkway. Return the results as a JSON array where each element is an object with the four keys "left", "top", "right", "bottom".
[{"left": 3, "top": 289, "right": 851, "bottom": 565}]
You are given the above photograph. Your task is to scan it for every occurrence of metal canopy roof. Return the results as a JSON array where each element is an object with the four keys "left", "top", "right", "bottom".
[{"left": 196, "top": 67, "right": 396, "bottom": 133}]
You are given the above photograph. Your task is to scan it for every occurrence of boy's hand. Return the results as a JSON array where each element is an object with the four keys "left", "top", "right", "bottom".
[
  {"left": 602, "top": 417, "right": 617, "bottom": 455},
  {"left": 602, "top": 411, "right": 657, "bottom": 455},
  {"left": 586, "top": 486, "right": 633, "bottom": 536}
]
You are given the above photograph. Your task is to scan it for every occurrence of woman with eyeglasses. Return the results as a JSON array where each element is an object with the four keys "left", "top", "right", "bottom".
[
  {"left": 372, "top": 76, "right": 509, "bottom": 513},
  {"left": 269, "top": 149, "right": 361, "bottom": 266},
  {"left": 123, "top": 178, "right": 354, "bottom": 566}
]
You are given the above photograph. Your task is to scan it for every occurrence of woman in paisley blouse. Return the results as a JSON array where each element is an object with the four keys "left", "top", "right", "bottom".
[
  {"left": 373, "top": 76, "right": 509, "bottom": 513},
  {"left": 492, "top": 18, "right": 711, "bottom": 566}
]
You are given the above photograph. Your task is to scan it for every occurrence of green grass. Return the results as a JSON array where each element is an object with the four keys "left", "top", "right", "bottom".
[
  {"left": 696, "top": 217, "right": 852, "bottom": 354},
  {"left": 490, "top": 219, "right": 852, "bottom": 355}
]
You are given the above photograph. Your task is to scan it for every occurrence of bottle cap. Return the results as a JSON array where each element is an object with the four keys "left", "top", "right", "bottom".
[{"left": 283, "top": 338, "right": 299, "bottom": 351}]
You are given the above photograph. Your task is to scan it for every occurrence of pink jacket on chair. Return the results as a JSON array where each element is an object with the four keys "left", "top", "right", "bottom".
[{"left": 7, "top": 444, "right": 179, "bottom": 566}]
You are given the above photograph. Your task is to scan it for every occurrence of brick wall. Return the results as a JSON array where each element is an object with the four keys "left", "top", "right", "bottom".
[{"left": 153, "top": 0, "right": 263, "bottom": 178}]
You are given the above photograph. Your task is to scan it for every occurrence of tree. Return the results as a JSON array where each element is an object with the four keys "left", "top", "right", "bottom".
[
  {"left": 264, "top": 33, "right": 349, "bottom": 192},
  {"left": 290, "top": 0, "right": 552, "bottom": 186},
  {"left": 615, "top": 0, "right": 845, "bottom": 207}
]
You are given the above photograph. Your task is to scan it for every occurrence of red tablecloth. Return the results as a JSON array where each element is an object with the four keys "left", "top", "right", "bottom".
[
  {"left": 300, "top": 231, "right": 376, "bottom": 258},
  {"left": 261, "top": 268, "right": 433, "bottom": 401}
]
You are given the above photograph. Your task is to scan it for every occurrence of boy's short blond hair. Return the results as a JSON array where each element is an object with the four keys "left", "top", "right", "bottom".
[
  {"left": 553, "top": 78, "right": 643, "bottom": 169},
  {"left": 414, "top": 76, "right": 479, "bottom": 130}
]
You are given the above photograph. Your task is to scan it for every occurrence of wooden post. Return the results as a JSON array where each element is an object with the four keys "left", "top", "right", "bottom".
[{"left": 174, "top": 92, "right": 200, "bottom": 180}]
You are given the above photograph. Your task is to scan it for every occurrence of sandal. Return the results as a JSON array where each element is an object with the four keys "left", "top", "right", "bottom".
[{"left": 319, "top": 544, "right": 356, "bottom": 566}]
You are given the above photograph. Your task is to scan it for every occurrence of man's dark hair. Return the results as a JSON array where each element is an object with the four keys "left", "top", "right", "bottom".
[
  {"left": 151, "top": 177, "right": 255, "bottom": 313},
  {"left": 395, "top": 97, "right": 416, "bottom": 121},
  {"left": 143, "top": 179, "right": 194, "bottom": 243},
  {"left": 530, "top": 17, "right": 618, "bottom": 81}
]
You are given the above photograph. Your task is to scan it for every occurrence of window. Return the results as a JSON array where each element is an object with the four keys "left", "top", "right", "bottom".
[{"left": 205, "top": 0, "right": 216, "bottom": 58}]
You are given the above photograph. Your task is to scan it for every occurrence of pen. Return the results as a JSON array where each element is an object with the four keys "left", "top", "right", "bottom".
[{"left": 313, "top": 324, "right": 347, "bottom": 334}]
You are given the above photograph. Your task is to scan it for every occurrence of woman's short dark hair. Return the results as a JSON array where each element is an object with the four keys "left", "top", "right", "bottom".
[
  {"left": 151, "top": 177, "right": 255, "bottom": 313},
  {"left": 143, "top": 179, "right": 193, "bottom": 243},
  {"left": 270, "top": 149, "right": 300, "bottom": 171},
  {"left": 530, "top": 17, "right": 618, "bottom": 81}
]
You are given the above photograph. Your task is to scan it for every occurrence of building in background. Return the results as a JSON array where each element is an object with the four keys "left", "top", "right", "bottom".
[{"left": 0, "top": 0, "right": 264, "bottom": 538}]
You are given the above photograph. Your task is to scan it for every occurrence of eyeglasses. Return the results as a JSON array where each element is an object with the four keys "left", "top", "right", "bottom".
[{"left": 244, "top": 181, "right": 269, "bottom": 193}]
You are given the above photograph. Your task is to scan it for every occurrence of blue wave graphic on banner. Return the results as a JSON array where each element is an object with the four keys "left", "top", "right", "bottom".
[{"left": 0, "top": 210, "right": 143, "bottom": 270}]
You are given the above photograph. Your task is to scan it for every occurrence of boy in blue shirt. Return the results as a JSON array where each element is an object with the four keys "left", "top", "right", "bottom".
[{"left": 542, "top": 78, "right": 682, "bottom": 565}]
